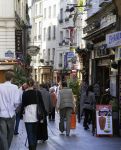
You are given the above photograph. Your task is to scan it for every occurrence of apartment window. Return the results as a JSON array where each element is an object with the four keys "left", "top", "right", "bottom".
[
  {"left": 34, "top": 23, "right": 37, "bottom": 40},
  {"left": 38, "top": 21, "right": 41, "bottom": 40},
  {"left": 60, "top": 8, "right": 63, "bottom": 20},
  {"left": 48, "top": 26, "right": 51, "bottom": 40},
  {"left": 59, "top": 53, "right": 62, "bottom": 67},
  {"left": 43, "top": 49, "right": 45, "bottom": 57},
  {"left": 35, "top": 4, "right": 38, "bottom": 16},
  {"left": 53, "top": 25, "right": 56, "bottom": 40},
  {"left": 44, "top": 8, "right": 46, "bottom": 18},
  {"left": 43, "top": 28, "right": 46, "bottom": 41},
  {"left": 53, "top": 5, "right": 56, "bottom": 17},
  {"left": 60, "top": 31, "right": 63, "bottom": 42},
  {"left": 48, "top": 49, "right": 50, "bottom": 61},
  {"left": 66, "top": 30, "right": 69, "bottom": 38},
  {"left": 49, "top": 6, "right": 51, "bottom": 18},
  {"left": 39, "top": 2, "right": 42, "bottom": 15},
  {"left": 52, "top": 48, "right": 55, "bottom": 61}
]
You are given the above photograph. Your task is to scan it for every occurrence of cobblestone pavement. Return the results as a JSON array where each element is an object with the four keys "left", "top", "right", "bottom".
[{"left": 10, "top": 113, "right": 121, "bottom": 150}]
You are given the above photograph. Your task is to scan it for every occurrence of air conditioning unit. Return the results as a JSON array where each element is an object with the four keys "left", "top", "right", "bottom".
[{"left": 99, "top": 0, "right": 112, "bottom": 7}]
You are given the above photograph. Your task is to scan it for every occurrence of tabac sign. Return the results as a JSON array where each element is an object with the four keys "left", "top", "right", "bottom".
[{"left": 106, "top": 31, "right": 121, "bottom": 48}]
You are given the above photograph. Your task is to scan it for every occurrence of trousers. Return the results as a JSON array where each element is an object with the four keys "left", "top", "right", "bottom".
[
  {"left": 59, "top": 107, "right": 73, "bottom": 135},
  {"left": 0, "top": 116, "right": 15, "bottom": 150}
]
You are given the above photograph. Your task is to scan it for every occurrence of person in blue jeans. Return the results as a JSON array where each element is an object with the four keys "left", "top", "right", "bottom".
[{"left": 14, "top": 83, "right": 28, "bottom": 135}]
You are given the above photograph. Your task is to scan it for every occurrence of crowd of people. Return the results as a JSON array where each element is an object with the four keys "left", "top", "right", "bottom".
[
  {"left": 0, "top": 71, "right": 110, "bottom": 150},
  {"left": 0, "top": 71, "right": 75, "bottom": 150}
]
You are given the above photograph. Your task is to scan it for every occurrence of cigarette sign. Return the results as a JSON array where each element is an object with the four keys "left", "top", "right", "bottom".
[{"left": 96, "top": 105, "right": 113, "bottom": 135}]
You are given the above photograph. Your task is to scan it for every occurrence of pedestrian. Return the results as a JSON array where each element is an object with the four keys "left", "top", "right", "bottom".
[
  {"left": 14, "top": 83, "right": 28, "bottom": 135},
  {"left": 49, "top": 87, "right": 57, "bottom": 121},
  {"left": 57, "top": 81, "right": 74, "bottom": 136},
  {"left": 21, "top": 78, "right": 46, "bottom": 150},
  {"left": 80, "top": 85, "right": 96, "bottom": 130},
  {"left": 39, "top": 83, "right": 51, "bottom": 115},
  {"left": 37, "top": 83, "right": 50, "bottom": 142},
  {"left": 0, "top": 71, "right": 20, "bottom": 150}
]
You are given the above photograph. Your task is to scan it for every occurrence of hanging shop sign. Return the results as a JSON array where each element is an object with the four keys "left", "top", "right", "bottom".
[
  {"left": 64, "top": 52, "right": 75, "bottom": 69},
  {"left": 96, "top": 105, "right": 113, "bottom": 136},
  {"left": 15, "top": 30, "right": 22, "bottom": 52},
  {"left": 106, "top": 31, "right": 121, "bottom": 48}
]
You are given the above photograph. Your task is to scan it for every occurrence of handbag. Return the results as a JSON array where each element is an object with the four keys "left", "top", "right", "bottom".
[
  {"left": 36, "top": 90, "right": 45, "bottom": 123},
  {"left": 70, "top": 112, "right": 76, "bottom": 129}
]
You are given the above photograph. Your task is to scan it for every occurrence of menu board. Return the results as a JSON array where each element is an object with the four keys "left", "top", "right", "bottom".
[{"left": 96, "top": 105, "right": 113, "bottom": 135}]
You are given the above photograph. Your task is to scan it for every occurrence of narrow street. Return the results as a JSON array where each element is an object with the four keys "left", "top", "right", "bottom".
[{"left": 10, "top": 113, "right": 121, "bottom": 150}]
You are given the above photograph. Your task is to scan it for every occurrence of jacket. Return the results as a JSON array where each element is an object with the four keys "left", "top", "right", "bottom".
[
  {"left": 58, "top": 87, "right": 74, "bottom": 109},
  {"left": 81, "top": 91, "right": 96, "bottom": 111}
]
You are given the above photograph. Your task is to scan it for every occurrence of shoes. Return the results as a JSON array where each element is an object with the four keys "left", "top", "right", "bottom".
[
  {"left": 14, "top": 132, "right": 19, "bottom": 135},
  {"left": 84, "top": 126, "right": 89, "bottom": 130},
  {"left": 66, "top": 133, "right": 70, "bottom": 136}
]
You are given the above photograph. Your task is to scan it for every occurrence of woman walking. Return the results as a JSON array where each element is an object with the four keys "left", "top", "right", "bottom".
[
  {"left": 81, "top": 85, "right": 96, "bottom": 130},
  {"left": 21, "top": 78, "right": 46, "bottom": 150}
]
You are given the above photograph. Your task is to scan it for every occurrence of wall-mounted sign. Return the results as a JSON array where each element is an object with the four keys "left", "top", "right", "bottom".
[
  {"left": 27, "top": 46, "right": 40, "bottom": 56},
  {"left": 96, "top": 105, "right": 113, "bottom": 136},
  {"left": 15, "top": 30, "right": 22, "bottom": 52},
  {"left": 115, "top": 46, "right": 121, "bottom": 61},
  {"left": 5, "top": 50, "right": 14, "bottom": 58},
  {"left": 106, "top": 31, "right": 121, "bottom": 48}
]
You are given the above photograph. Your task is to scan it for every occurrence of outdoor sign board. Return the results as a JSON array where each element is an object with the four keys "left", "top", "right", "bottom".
[
  {"left": 15, "top": 30, "right": 22, "bottom": 52},
  {"left": 96, "top": 105, "right": 113, "bottom": 135},
  {"left": 64, "top": 52, "right": 75, "bottom": 69},
  {"left": 106, "top": 31, "right": 121, "bottom": 48},
  {"left": 5, "top": 50, "right": 14, "bottom": 58}
]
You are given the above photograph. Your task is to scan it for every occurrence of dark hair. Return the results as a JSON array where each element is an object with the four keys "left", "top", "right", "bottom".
[
  {"left": 26, "top": 78, "right": 34, "bottom": 87},
  {"left": 5, "top": 71, "right": 14, "bottom": 81},
  {"left": 62, "top": 81, "right": 67, "bottom": 87},
  {"left": 86, "top": 85, "right": 93, "bottom": 96}
]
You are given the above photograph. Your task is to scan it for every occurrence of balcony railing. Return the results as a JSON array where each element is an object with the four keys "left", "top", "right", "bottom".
[{"left": 99, "top": 0, "right": 112, "bottom": 7}]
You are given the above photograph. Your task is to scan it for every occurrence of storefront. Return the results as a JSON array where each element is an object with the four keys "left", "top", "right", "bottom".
[
  {"left": 106, "top": 31, "right": 121, "bottom": 135},
  {"left": 38, "top": 66, "right": 53, "bottom": 84}
]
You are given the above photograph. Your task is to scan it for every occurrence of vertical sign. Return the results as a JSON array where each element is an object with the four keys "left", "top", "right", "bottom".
[
  {"left": 15, "top": 30, "right": 22, "bottom": 52},
  {"left": 96, "top": 105, "right": 113, "bottom": 135}
]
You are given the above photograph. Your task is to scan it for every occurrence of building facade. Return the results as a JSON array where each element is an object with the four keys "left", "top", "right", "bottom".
[
  {"left": 0, "top": 0, "right": 29, "bottom": 82},
  {"left": 30, "top": 0, "right": 84, "bottom": 84}
]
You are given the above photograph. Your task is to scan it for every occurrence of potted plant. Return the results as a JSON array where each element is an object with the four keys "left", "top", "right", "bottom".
[{"left": 67, "top": 78, "right": 80, "bottom": 119}]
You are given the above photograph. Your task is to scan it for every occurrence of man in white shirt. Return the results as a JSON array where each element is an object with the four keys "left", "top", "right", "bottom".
[{"left": 0, "top": 71, "right": 20, "bottom": 150}]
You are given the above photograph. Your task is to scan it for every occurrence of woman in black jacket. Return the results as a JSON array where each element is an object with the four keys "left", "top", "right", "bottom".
[{"left": 21, "top": 78, "right": 46, "bottom": 150}]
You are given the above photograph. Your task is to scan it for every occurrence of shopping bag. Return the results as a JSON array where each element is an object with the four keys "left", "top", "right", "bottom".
[{"left": 70, "top": 112, "right": 76, "bottom": 129}]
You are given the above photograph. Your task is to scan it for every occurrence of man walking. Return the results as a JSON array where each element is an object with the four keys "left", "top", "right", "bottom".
[
  {"left": 57, "top": 81, "right": 74, "bottom": 136},
  {"left": 0, "top": 71, "right": 20, "bottom": 150}
]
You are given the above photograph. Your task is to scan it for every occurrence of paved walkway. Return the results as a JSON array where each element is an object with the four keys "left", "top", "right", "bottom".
[{"left": 10, "top": 113, "right": 121, "bottom": 150}]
